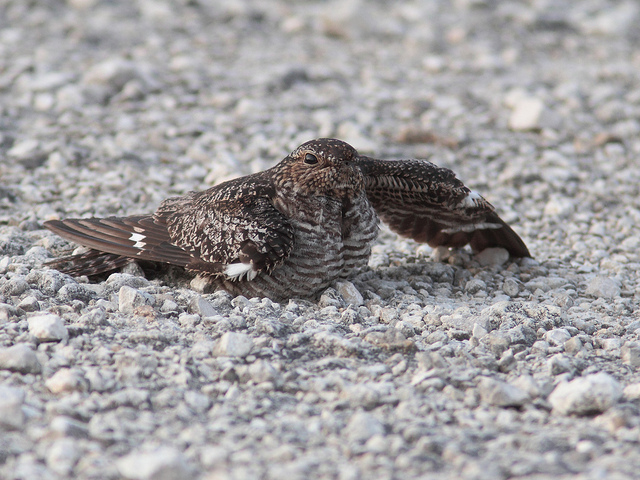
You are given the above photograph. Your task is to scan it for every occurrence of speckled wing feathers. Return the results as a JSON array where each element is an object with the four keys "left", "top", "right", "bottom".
[
  {"left": 357, "top": 156, "right": 530, "bottom": 257},
  {"left": 44, "top": 175, "right": 295, "bottom": 280},
  {"left": 156, "top": 178, "right": 294, "bottom": 276}
]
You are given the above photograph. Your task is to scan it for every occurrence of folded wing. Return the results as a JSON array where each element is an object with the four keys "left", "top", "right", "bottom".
[{"left": 44, "top": 179, "right": 296, "bottom": 279}]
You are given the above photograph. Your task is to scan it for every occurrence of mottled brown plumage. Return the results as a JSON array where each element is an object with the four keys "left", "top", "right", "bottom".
[{"left": 44, "top": 138, "right": 529, "bottom": 300}]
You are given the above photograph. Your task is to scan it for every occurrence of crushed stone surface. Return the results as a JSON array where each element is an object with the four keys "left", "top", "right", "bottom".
[{"left": 2, "top": 1, "right": 640, "bottom": 479}]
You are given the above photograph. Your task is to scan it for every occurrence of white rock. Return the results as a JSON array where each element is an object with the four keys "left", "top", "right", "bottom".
[
  {"left": 545, "top": 328, "right": 571, "bottom": 347},
  {"left": 621, "top": 343, "right": 640, "bottom": 367},
  {"left": 119, "top": 286, "right": 155, "bottom": 314},
  {"left": 214, "top": 332, "right": 253, "bottom": 358},
  {"left": 549, "top": 373, "right": 622, "bottom": 416},
  {"left": 335, "top": 280, "right": 364, "bottom": 306},
  {"left": 623, "top": 383, "right": 640, "bottom": 401},
  {"left": 475, "top": 248, "right": 509, "bottom": 267},
  {"left": 0, "top": 386, "right": 25, "bottom": 430},
  {"left": 465, "top": 278, "right": 487, "bottom": 294},
  {"left": 472, "top": 322, "right": 488, "bottom": 339},
  {"left": 117, "top": 446, "right": 193, "bottom": 480},
  {"left": 586, "top": 276, "right": 621, "bottom": 299},
  {"left": 45, "top": 438, "right": 81, "bottom": 476},
  {"left": 28, "top": 314, "right": 68, "bottom": 342},
  {"left": 477, "top": 377, "right": 530, "bottom": 407},
  {"left": 189, "top": 295, "right": 218, "bottom": 317},
  {"left": 0, "top": 344, "right": 42, "bottom": 373},
  {"left": 543, "top": 197, "right": 575, "bottom": 218},
  {"left": 509, "top": 96, "right": 544, "bottom": 131},
  {"left": 45, "top": 368, "right": 87, "bottom": 394},
  {"left": 345, "top": 411, "right": 385, "bottom": 444}
]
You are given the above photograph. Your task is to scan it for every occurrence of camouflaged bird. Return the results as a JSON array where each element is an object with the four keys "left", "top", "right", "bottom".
[{"left": 44, "top": 138, "right": 530, "bottom": 300}]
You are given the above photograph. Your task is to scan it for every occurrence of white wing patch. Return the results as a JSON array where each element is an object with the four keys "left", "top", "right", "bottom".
[
  {"left": 461, "top": 191, "right": 483, "bottom": 208},
  {"left": 225, "top": 262, "right": 258, "bottom": 281},
  {"left": 441, "top": 222, "right": 502, "bottom": 234},
  {"left": 129, "top": 232, "right": 147, "bottom": 249}
]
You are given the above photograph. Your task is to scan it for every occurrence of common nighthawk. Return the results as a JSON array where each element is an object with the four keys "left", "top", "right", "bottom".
[{"left": 44, "top": 138, "right": 530, "bottom": 300}]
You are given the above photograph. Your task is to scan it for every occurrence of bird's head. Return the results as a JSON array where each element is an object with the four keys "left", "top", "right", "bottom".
[{"left": 274, "top": 138, "right": 364, "bottom": 197}]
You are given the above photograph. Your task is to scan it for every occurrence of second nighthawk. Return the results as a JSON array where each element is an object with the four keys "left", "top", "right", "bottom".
[{"left": 44, "top": 138, "right": 530, "bottom": 301}]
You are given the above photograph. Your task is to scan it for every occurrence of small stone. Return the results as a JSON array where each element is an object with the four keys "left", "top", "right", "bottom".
[
  {"left": 586, "top": 276, "right": 621, "bottom": 299},
  {"left": 477, "top": 377, "right": 530, "bottom": 407},
  {"left": 545, "top": 328, "right": 571, "bottom": 346},
  {"left": 105, "top": 273, "right": 150, "bottom": 292},
  {"left": 472, "top": 323, "right": 488, "bottom": 339},
  {"left": 118, "top": 286, "right": 155, "bottom": 314},
  {"left": 465, "top": 278, "right": 487, "bottom": 294},
  {"left": 28, "top": 314, "right": 69, "bottom": 342},
  {"left": 549, "top": 372, "right": 622, "bottom": 416},
  {"left": 511, "top": 375, "right": 541, "bottom": 399},
  {"left": 0, "top": 385, "right": 26, "bottom": 430},
  {"left": 247, "top": 359, "right": 280, "bottom": 384},
  {"left": 508, "top": 96, "right": 544, "bottom": 131},
  {"left": 189, "top": 295, "right": 218, "bottom": 317},
  {"left": 621, "top": 342, "right": 640, "bottom": 367},
  {"left": 117, "top": 446, "right": 193, "bottom": 480},
  {"left": 543, "top": 197, "right": 575, "bottom": 219},
  {"left": 0, "top": 344, "right": 42, "bottom": 373},
  {"left": 547, "top": 353, "right": 572, "bottom": 376},
  {"left": 45, "top": 368, "right": 88, "bottom": 394},
  {"left": 214, "top": 332, "right": 253, "bottom": 357},
  {"left": 57, "top": 283, "right": 95, "bottom": 303},
  {"left": 1, "top": 276, "right": 29, "bottom": 296},
  {"left": 502, "top": 278, "right": 521, "bottom": 297},
  {"left": 475, "top": 248, "right": 509, "bottom": 267},
  {"left": 335, "top": 280, "right": 364, "bottom": 306},
  {"left": 364, "top": 329, "right": 415, "bottom": 352},
  {"left": 46, "top": 438, "right": 81, "bottom": 476},
  {"left": 0, "top": 303, "right": 21, "bottom": 323},
  {"left": 564, "top": 336, "right": 583, "bottom": 354},
  {"left": 345, "top": 411, "right": 385, "bottom": 444},
  {"left": 623, "top": 383, "right": 640, "bottom": 401},
  {"left": 17, "top": 295, "right": 40, "bottom": 312}
]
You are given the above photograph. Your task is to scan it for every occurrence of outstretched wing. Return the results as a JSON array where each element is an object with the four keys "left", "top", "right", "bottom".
[
  {"left": 356, "top": 156, "right": 530, "bottom": 257},
  {"left": 44, "top": 178, "right": 296, "bottom": 280}
]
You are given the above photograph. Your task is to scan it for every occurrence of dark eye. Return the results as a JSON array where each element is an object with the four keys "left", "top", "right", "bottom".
[{"left": 304, "top": 153, "right": 318, "bottom": 165}]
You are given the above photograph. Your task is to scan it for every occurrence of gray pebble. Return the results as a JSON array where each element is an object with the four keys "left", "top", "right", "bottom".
[
  {"left": 335, "top": 280, "right": 364, "bottom": 306},
  {"left": 45, "top": 438, "right": 82, "bottom": 476},
  {"left": 1, "top": 275, "right": 29, "bottom": 296},
  {"left": 189, "top": 295, "right": 218, "bottom": 317},
  {"left": 118, "top": 286, "right": 155, "bottom": 314},
  {"left": 116, "top": 446, "right": 194, "bottom": 480},
  {"left": 214, "top": 332, "right": 253, "bottom": 357},
  {"left": 502, "top": 278, "right": 521, "bottom": 297},
  {"left": 345, "top": 411, "right": 385, "bottom": 444},
  {"left": 28, "top": 313, "right": 69, "bottom": 342},
  {"left": 621, "top": 342, "right": 640, "bottom": 367},
  {"left": 57, "top": 283, "right": 95, "bottom": 303},
  {"left": 0, "top": 385, "right": 26, "bottom": 430},
  {"left": 465, "top": 278, "right": 487, "bottom": 294},
  {"left": 545, "top": 328, "right": 571, "bottom": 347},
  {"left": 0, "top": 343, "right": 42, "bottom": 373},
  {"left": 475, "top": 248, "right": 510, "bottom": 267},
  {"left": 17, "top": 295, "right": 40, "bottom": 312},
  {"left": 45, "top": 368, "right": 88, "bottom": 394},
  {"left": 549, "top": 373, "right": 622, "bottom": 416},
  {"left": 585, "top": 276, "right": 621, "bottom": 299},
  {"left": 477, "top": 377, "right": 530, "bottom": 407}
]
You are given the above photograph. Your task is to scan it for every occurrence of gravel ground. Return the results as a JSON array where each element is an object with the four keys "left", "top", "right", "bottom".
[{"left": 2, "top": 0, "right": 640, "bottom": 479}]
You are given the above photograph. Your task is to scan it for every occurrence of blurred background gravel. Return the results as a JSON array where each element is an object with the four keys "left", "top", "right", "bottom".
[{"left": 2, "top": 0, "right": 640, "bottom": 479}]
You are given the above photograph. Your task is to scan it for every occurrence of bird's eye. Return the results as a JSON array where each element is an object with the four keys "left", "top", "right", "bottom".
[{"left": 304, "top": 153, "right": 318, "bottom": 165}]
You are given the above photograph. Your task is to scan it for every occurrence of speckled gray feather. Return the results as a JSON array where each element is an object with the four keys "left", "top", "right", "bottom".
[{"left": 44, "top": 138, "right": 529, "bottom": 300}]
